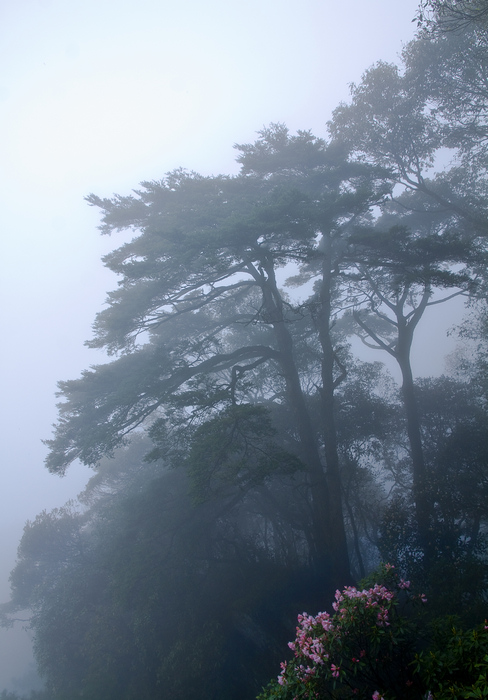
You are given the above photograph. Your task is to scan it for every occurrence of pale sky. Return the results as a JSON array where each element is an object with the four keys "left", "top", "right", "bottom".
[{"left": 0, "top": 0, "right": 443, "bottom": 689}]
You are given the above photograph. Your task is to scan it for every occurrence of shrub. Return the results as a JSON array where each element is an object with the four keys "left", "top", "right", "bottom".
[{"left": 257, "top": 564, "right": 488, "bottom": 700}]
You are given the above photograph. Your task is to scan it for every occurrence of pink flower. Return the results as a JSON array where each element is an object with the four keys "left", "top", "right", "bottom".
[
  {"left": 331, "top": 663, "right": 340, "bottom": 678},
  {"left": 376, "top": 608, "right": 390, "bottom": 627},
  {"left": 277, "top": 661, "right": 287, "bottom": 686},
  {"left": 372, "top": 692, "right": 384, "bottom": 700}
]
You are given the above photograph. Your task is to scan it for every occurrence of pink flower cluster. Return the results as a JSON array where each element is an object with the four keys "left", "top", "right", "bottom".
[
  {"left": 269, "top": 565, "right": 439, "bottom": 699},
  {"left": 278, "top": 582, "right": 399, "bottom": 688},
  {"left": 282, "top": 611, "right": 333, "bottom": 684},
  {"left": 332, "top": 584, "right": 395, "bottom": 627}
]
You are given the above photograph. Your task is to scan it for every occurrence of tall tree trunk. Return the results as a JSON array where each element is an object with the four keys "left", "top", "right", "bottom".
[
  {"left": 397, "top": 339, "right": 432, "bottom": 557},
  {"left": 353, "top": 277, "right": 433, "bottom": 561},
  {"left": 315, "top": 237, "right": 351, "bottom": 586},
  {"left": 258, "top": 260, "right": 351, "bottom": 587}
]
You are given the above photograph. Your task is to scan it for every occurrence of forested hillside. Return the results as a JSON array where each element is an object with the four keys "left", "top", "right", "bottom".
[{"left": 2, "top": 1, "right": 488, "bottom": 698}]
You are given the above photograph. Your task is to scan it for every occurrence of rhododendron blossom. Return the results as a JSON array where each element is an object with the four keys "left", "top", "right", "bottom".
[
  {"left": 260, "top": 575, "right": 488, "bottom": 700},
  {"left": 274, "top": 573, "right": 404, "bottom": 695},
  {"left": 263, "top": 564, "right": 434, "bottom": 700}
]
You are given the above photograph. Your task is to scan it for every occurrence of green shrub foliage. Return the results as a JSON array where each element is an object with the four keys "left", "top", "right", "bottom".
[{"left": 258, "top": 564, "right": 488, "bottom": 700}]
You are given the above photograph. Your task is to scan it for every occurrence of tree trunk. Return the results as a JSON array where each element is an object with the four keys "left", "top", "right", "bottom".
[
  {"left": 259, "top": 260, "right": 351, "bottom": 587},
  {"left": 315, "top": 239, "right": 351, "bottom": 586},
  {"left": 396, "top": 322, "right": 432, "bottom": 557}
]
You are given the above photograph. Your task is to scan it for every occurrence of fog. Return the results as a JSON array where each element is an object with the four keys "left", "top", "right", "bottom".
[{"left": 0, "top": 0, "right": 466, "bottom": 692}]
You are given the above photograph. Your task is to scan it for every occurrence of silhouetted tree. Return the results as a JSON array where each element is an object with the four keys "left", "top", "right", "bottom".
[{"left": 44, "top": 125, "right": 390, "bottom": 587}]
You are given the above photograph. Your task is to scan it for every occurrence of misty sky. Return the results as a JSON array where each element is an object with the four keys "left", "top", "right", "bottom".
[{"left": 0, "top": 0, "right": 459, "bottom": 689}]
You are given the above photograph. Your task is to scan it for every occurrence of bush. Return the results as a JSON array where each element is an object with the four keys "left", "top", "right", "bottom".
[
  {"left": 414, "top": 618, "right": 488, "bottom": 699},
  {"left": 257, "top": 564, "right": 488, "bottom": 700}
]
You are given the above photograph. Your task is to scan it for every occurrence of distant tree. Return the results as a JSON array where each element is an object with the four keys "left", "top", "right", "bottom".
[
  {"left": 344, "top": 194, "right": 475, "bottom": 556},
  {"left": 328, "top": 17, "right": 487, "bottom": 557},
  {"left": 379, "top": 375, "right": 488, "bottom": 621},
  {"left": 404, "top": 16, "right": 488, "bottom": 236},
  {"left": 328, "top": 23, "right": 488, "bottom": 238},
  {"left": 332, "top": 360, "right": 399, "bottom": 578}
]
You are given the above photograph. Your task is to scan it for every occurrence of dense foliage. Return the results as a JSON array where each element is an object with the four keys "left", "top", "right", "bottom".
[
  {"left": 258, "top": 564, "right": 488, "bottom": 700},
  {"left": 2, "top": 1, "right": 488, "bottom": 697}
]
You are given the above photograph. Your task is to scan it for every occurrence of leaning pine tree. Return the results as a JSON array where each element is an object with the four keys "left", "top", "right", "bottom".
[{"left": 45, "top": 125, "right": 390, "bottom": 589}]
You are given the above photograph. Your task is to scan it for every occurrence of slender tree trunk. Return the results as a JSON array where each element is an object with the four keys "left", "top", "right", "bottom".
[
  {"left": 344, "top": 493, "right": 366, "bottom": 580},
  {"left": 258, "top": 260, "right": 350, "bottom": 586},
  {"left": 353, "top": 276, "right": 433, "bottom": 562},
  {"left": 396, "top": 323, "right": 432, "bottom": 557},
  {"left": 315, "top": 238, "right": 351, "bottom": 586}
]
